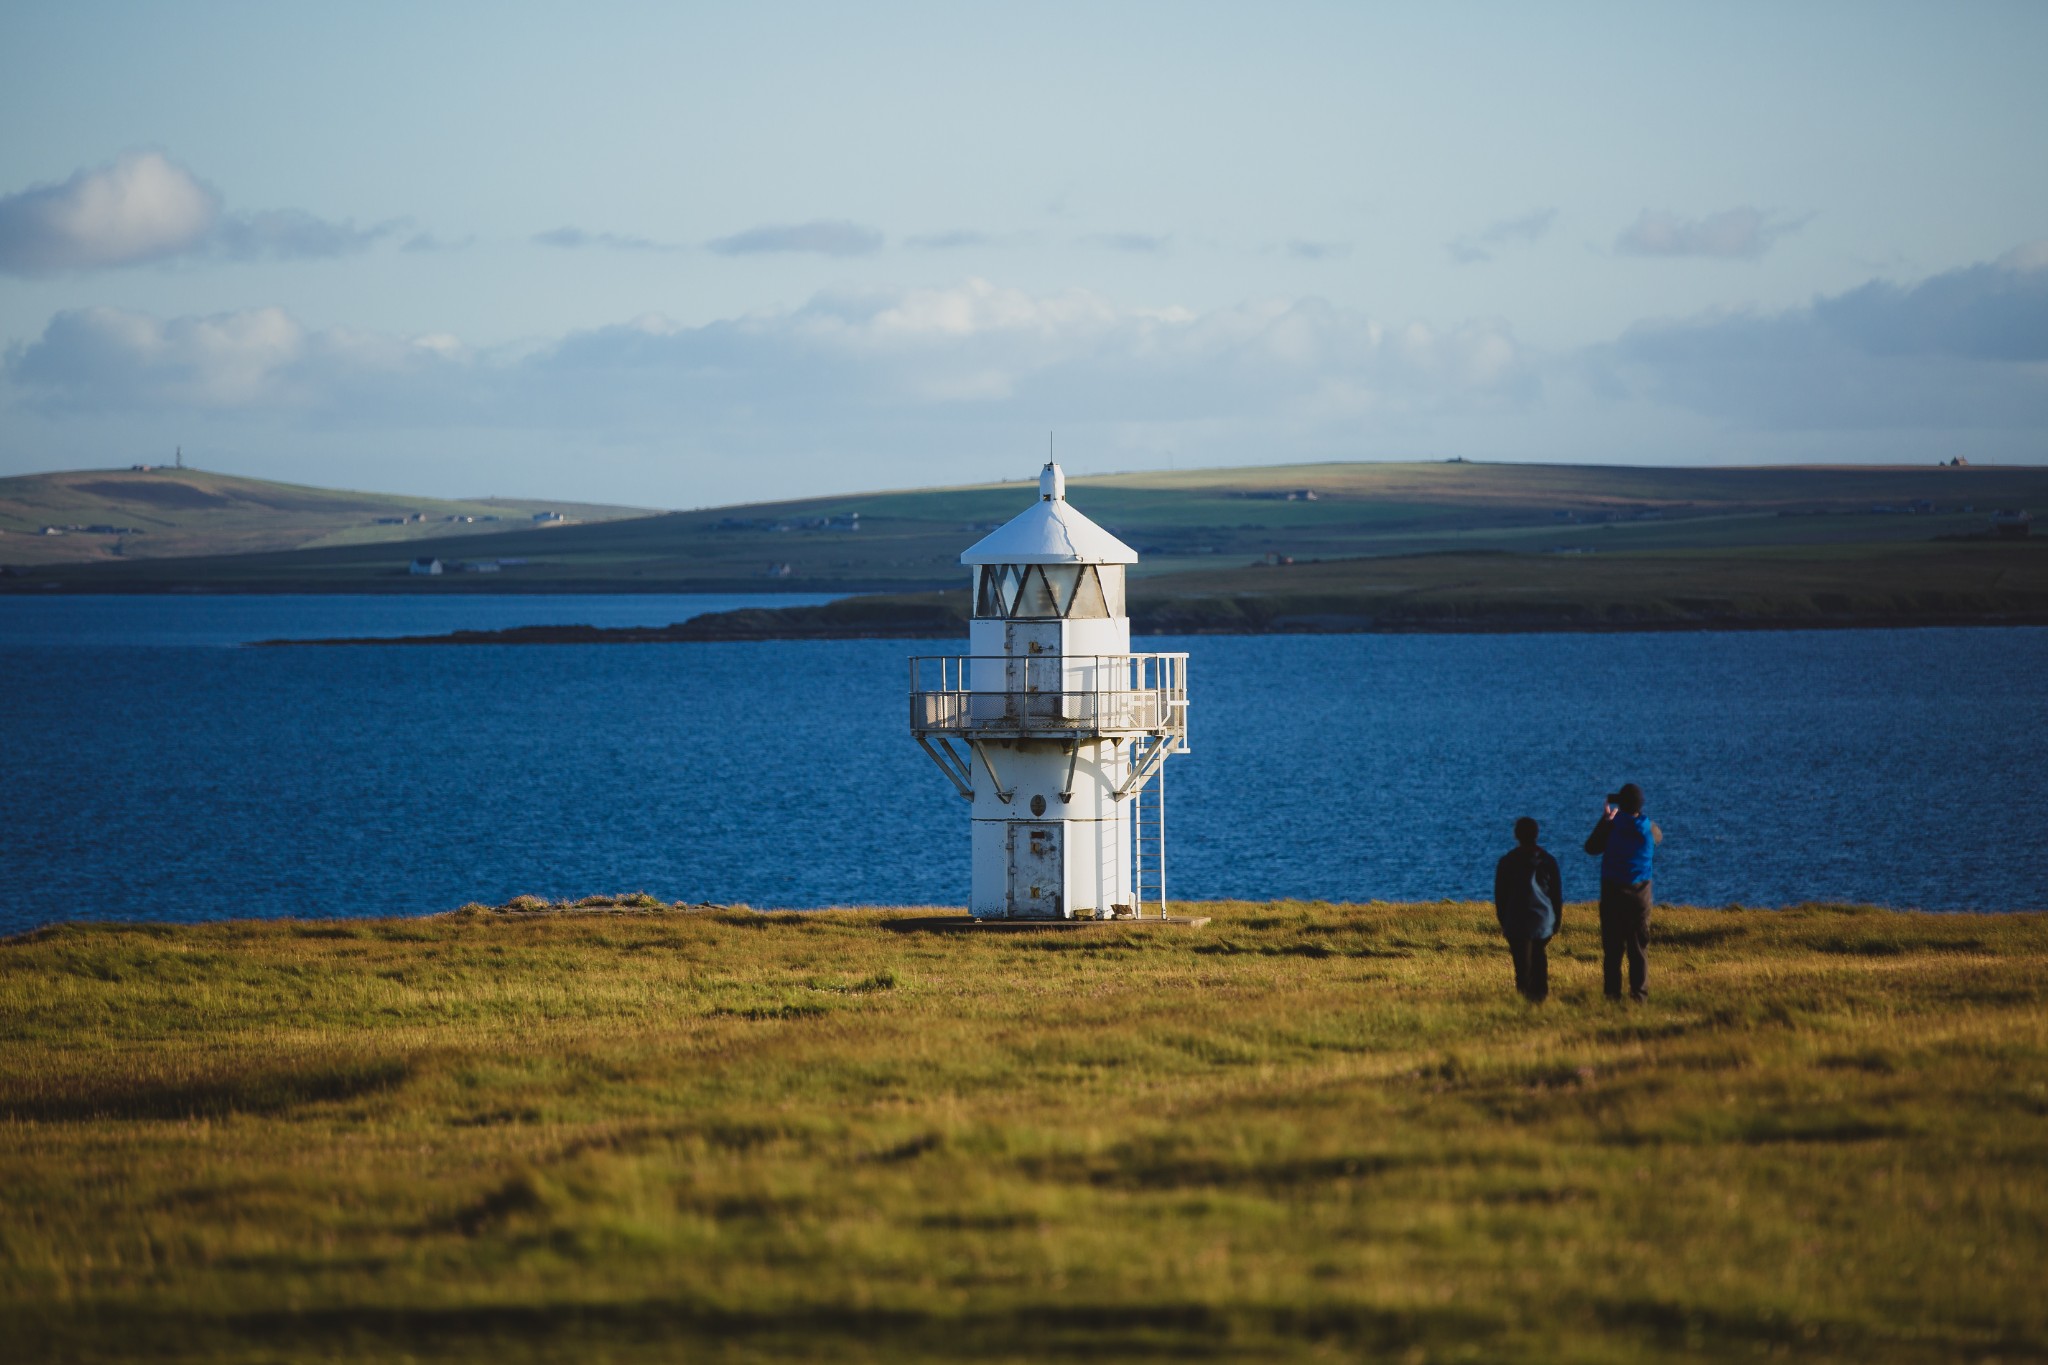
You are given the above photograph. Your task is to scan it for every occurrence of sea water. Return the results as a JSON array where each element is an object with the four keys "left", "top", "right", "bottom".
[{"left": 4, "top": 596, "right": 2045, "bottom": 932}]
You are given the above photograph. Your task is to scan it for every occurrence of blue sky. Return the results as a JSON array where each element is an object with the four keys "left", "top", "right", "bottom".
[{"left": 2, "top": 1, "right": 2043, "bottom": 507}]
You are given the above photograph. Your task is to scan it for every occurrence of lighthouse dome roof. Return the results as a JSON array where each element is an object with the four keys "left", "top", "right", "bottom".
[{"left": 960, "top": 463, "right": 1139, "bottom": 566}]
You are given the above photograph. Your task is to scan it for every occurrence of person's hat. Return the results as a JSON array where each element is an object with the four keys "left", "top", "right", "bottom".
[{"left": 1609, "top": 783, "right": 1644, "bottom": 813}]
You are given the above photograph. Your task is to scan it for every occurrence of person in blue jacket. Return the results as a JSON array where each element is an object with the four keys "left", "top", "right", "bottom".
[
  {"left": 1493, "top": 817, "right": 1563, "bottom": 1002},
  {"left": 1585, "top": 782, "right": 1657, "bottom": 1001}
]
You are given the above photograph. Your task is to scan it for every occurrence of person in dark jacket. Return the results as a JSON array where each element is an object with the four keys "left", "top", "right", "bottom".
[
  {"left": 1494, "top": 817, "right": 1563, "bottom": 1002},
  {"left": 1585, "top": 782, "right": 1657, "bottom": 1002}
]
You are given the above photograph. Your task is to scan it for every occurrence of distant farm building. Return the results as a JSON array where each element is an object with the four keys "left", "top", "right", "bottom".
[
  {"left": 1990, "top": 510, "right": 2032, "bottom": 540},
  {"left": 409, "top": 557, "right": 443, "bottom": 575}
]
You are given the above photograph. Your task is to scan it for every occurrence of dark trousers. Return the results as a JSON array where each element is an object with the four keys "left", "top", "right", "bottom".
[
  {"left": 1599, "top": 879, "right": 1652, "bottom": 1001},
  {"left": 1507, "top": 936, "right": 1550, "bottom": 1002}
]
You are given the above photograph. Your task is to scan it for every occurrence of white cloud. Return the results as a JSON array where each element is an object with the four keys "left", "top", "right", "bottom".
[
  {"left": 533, "top": 226, "right": 679, "bottom": 252},
  {"left": 4, "top": 281, "right": 1537, "bottom": 447},
  {"left": 1447, "top": 208, "right": 1555, "bottom": 265},
  {"left": 1285, "top": 239, "right": 1350, "bottom": 261},
  {"left": 402, "top": 231, "right": 475, "bottom": 253},
  {"left": 0, "top": 152, "right": 419, "bottom": 274},
  {"left": 706, "top": 220, "right": 883, "bottom": 256},
  {"left": 906, "top": 229, "right": 994, "bottom": 250},
  {"left": 1597, "top": 248, "right": 2048, "bottom": 428},
  {"left": 1614, "top": 206, "right": 1803, "bottom": 260},
  {"left": 6, "top": 306, "right": 467, "bottom": 411},
  {"left": 1997, "top": 240, "right": 2048, "bottom": 273},
  {"left": 32, "top": 253, "right": 2036, "bottom": 463},
  {"left": 0, "top": 151, "right": 220, "bottom": 275},
  {"left": 213, "top": 208, "right": 399, "bottom": 260}
]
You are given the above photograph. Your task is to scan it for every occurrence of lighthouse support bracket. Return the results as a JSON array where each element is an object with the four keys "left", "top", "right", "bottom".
[
  {"left": 1114, "top": 735, "right": 1175, "bottom": 801},
  {"left": 1059, "top": 742, "right": 1080, "bottom": 804},
  {"left": 968, "top": 739, "right": 1015, "bottom": 804},
  {"left": 914, "top": 735, "right": 975, "bottom": 801}
]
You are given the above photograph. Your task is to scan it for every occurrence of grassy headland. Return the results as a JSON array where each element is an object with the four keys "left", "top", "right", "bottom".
[
  {"left": 1123, "top": 538, "right": 2048, "bottom": 633},
  {"left": 0, "top": 467, "right": 650, "bottom": 566},
  {"left": 288, "top": 539, "right": 2048, "bottom": 642},
  {"left": 9, "top": 460, "right": 2045, "bottom": 594},
  {"left": 4, "top": 900, "right": 2044, "bottom": 1361}
]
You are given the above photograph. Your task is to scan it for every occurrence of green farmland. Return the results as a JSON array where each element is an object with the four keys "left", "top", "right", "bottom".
[
  {"left": 634, "top": 536, "right": 2048, "bottom": 640},
  {"left": 7, "top": 460, "right": 2044, "bottom": 595},
  {"left": 4, "top": 900, "right": 2044, "bottom": 1362},
  {"left": 0, "top": 467, "right": 649, "bottom": 567}
]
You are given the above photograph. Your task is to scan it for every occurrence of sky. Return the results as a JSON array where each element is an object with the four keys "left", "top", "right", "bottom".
[{"left": 1, "top": 1, "right": 2044, "bottom": 508}]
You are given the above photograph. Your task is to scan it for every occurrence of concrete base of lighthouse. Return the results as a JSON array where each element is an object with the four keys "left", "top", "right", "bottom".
[{"left": 968, "top": 739, "right": 1132, "bottom": 919}]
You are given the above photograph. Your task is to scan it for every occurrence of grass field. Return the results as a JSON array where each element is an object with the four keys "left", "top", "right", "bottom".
[
  {"left": 1130, "top": 538, "right": 2048, "bottom": 631},
  {"left": 0, "top": 468, "right": 650, "bottom": 566},
  {"left": 4, "top": 900, "right": 2043, "bottom": 1361},
  {"left": 8, "top": 460, "right": 2044, "bottom": 592},
  {"left": 635, "top": 537, "right": 2048, "bottom": 641}
]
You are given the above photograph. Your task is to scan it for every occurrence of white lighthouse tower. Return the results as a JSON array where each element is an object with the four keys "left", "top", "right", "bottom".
[{"left": 911, "top": 462, "right": 1190, "bottom": 919}]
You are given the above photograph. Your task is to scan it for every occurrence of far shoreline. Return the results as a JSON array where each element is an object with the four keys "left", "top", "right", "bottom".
[{"left": 252, "top": 610, "right": 2048, "bottom": 646}]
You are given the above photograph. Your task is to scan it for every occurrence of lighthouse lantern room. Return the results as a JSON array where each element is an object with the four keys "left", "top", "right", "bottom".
[{"left": 910, "top": 462, "right": 1190, "bottom": 919}]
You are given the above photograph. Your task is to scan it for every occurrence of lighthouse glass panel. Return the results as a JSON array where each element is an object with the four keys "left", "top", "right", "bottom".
[
  {"left": 1098, "top": 565, "right": 1126, "bottom": 617},
  {"left": 972, "top": 563, "right": 1120, "bottom": 619},
  {"left": 1040, "top": 565, "right": 1081, "bottom": 615},
  {"left": 1067, "top": 565, "right": 1109, "bottom": 618},
  {"left": 974, "top": 567, "right": 1005, "bottom": 618},
  {"left": 1015, "top": 566, "right": 1062, "bottom": 618}
]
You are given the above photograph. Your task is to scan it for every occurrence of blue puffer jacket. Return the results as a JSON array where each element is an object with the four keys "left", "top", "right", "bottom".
[{"left": 1587, "top": 811, "right": 1654, "bottom": 884}]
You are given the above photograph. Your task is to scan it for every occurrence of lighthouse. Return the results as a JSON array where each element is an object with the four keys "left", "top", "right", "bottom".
[{"left": 910, "top": 462, "right": 1190, "bottom": 919}]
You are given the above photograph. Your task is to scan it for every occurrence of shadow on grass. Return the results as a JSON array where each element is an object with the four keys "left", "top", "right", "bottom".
[
  {"left": 1655, "top": 924, "right": 1748, "bottom": 949},
  {"left": 0, "top": 1056, "right": 413, "bottom": 1122},
  {"left": 1027, "top": 1148, "right": 1409, "bottom": 1191},
  {"left": 1809, "top": 934, "right": 1989, "bottom": 957},
  {"left": 18, "top": 1298, "right": 1512, "bottom": 1363}
]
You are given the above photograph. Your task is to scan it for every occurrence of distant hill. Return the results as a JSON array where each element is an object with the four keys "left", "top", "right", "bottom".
[
  {"left": 0, "top": 467, "right": 655, "bottom": 566},
  {"left": 3, "top": 459, "right": 2043, "bottom": 592}
]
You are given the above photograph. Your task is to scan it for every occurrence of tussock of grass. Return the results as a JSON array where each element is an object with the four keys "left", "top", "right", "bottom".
[{"left": 2, "top": 900, "right": 2043, "bottom": 1362}]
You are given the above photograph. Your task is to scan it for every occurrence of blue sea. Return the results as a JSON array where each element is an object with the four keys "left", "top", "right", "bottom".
[{"left": 4, "top": 595, "right": 2046, "bottom": 933}]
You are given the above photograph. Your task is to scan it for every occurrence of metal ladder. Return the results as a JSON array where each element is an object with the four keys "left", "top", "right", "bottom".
[{"left": 1132, "top": 751, "right": 1167, "bottom": 918}]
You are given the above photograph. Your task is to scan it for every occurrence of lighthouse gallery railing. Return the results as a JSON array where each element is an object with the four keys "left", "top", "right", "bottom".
[{"left": 909, "top": 653, "right": 1189, "bottom": 738}]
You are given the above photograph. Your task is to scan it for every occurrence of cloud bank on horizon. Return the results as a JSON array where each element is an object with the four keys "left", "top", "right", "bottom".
[
  {"left": 14, "top": 251, "right": 2045, "bottom": 485},
  {"left": 6, "top": 280, "right": 1532, "bottom": 438},
  {"left": 1, "top": 3, "right": 2043, "bottom": 506}
]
